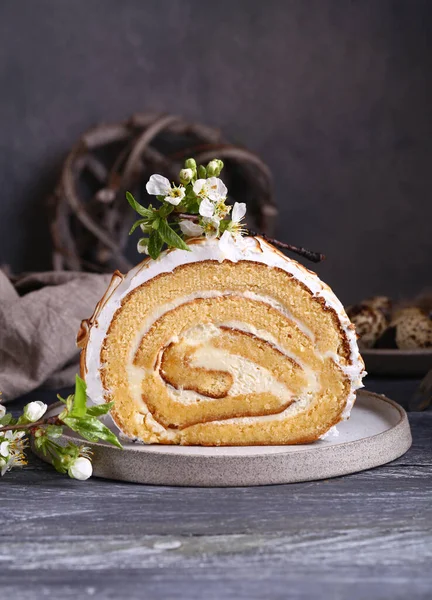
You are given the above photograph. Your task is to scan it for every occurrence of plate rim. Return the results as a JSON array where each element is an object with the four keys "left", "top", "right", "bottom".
[
  {"left": 31, "top": 390, "right": 412, "bottom": 472},
  {"left": 361, "top": 347, "right": 432, "bottom": 356},
  {"left": 45, "top": 389, "right": 407, "bottom": 458}
]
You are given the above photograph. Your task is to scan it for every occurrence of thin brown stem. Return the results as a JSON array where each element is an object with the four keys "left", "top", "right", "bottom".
[
  {"left": 172, "top": 213, "right": 324, "bottom": 263},
  {"left": 0, "top": 416, "right": 61, "bottom": 434},
  {"left": 177, "top": 213, "right": 198, "bottom": 221},
  {"left": 247, "top": 230, "right": 325, "bottom": 263}
]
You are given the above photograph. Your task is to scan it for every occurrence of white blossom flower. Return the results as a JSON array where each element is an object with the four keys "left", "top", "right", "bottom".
[
  {"left": 0, "top": 431, "right": 27, "bottom": 476},
  {"left": 0, "top": 441, "right": 10, "bottom": 458},
  {"left": 24, "top": 401, "right": 47, "bottom": 423},
  {"left": 1, "top": 452, "right": 27, "bottom": 476},
  {"left": 68, "top": 456, "right": 93, "bottom": 481},
  {"left": 146, "top": 174, "right": 185, "bottom": 206},
  {"left": 179, "top": 220, "right": 204, "bottom": 237},
  {"left": 0, "top": 404, "right": 6, "bottom": 419},
  {"left": 193, "top": 177, "right": 227, "bottom": 202}
]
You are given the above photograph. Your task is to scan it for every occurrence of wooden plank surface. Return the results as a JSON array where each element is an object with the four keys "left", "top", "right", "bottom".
[{"left": 1, "top": 385, "right": 431, "bottom": 600}]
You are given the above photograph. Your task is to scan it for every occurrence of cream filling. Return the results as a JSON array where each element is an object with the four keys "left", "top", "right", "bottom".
[
  {"left": 170, "top": 348, "right": 292, "bottom": 404},
  {"left": 125, "top": 320, "right": 320, "bottom": 434},
  {"left": 86, "top": 237, "right": 365, "bottom": 440}
]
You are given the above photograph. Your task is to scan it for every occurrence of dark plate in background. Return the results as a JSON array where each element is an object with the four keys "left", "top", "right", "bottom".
[{"left": 361, "top": 348, "right": 432, "bottom": 377}]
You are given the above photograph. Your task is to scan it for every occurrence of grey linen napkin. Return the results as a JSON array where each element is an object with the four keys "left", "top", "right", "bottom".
[{"left": 0, "top": 270, "right": 110, "bottom": 402}]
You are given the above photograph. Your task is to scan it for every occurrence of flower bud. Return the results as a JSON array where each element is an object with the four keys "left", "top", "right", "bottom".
[
  {"left": 137, "top": 238, "right": 149, "bottom": 254},
  {"left": 68, "top": 456, "right": 93, "bottom": 481},
  {"left": 206, "top": 159, "right": 224, "bottom": 177},
  {"left": 179, "top": 168, "right": 194, "bottom": 184},
  {"left": 0, "top": 404, "right": 6, "bottom": 419},
  {"left": 24, "top": 401, "right": 47, "bottom": 423},
  {"left": 184, "top": 158, "right": 196, "bottom": 170}
]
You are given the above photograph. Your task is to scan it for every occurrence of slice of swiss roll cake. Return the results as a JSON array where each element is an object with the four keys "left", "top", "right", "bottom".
[
  {"left": 77, "top": 157, "right": 365, "bottom": 446},
  {"left": 78, "top": 234, "right": 365, "bottom": 446}
]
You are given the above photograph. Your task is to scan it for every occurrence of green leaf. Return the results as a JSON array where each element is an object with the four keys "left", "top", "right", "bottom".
[
  {"left": 86, "top": 402, "right": 114, "bottom": 417},
  {"left": 0, "top": 413, "right": 13, "bottom": 426},
  {"left": 148, "top": 229, "right": 163, "bottom": 259},
  {"left": 69, "top": 375, "right": 87, "bottom": 418},
  {"left": 182, "top": 197, "right": 200, "bottom": 214},
  {"left": 159, "top": 203, "right": 174, "bottom": 218},
  {"left": 46, "top": 424, "right": 64, "bottom": 439},
  {"left": 34, "top": 436, "right": 47, "bottom": 453},
  {"left": 152, "top": 217, "right": 160, "bottom": 230},
  {"left": 129, "top": 219, "right": 147, "bottom": 235},
  {"left": 158, "top": 219, "right": 190, "bottom": 251},
  {"left": 126, "top": 192, "right": 153, "bottom": 218},
  {"left": 63, "top": 416, "right": 123, "bottom": 449},
  {"left": 198, "top": 165, "right": 207, "bottom": 179}
]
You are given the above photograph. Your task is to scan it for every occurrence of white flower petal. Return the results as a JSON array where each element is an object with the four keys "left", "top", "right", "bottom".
[
  {"left": 1, "top": 458, "right": 9, "bottom": 476},
  {"left": 146, "top": 174, "right": 171, "bottom": 196},
  {"left": 199, "top": 198, "right": 216, "bottom": 218},
  {"left": 232, "top": 202, "right": 247, "bottom": 223},
  {"left": 218, "top": 230, "right": 236, "bottom": 256},
  {"left": 164, "top": 196, "right": 181, "bottom": 206},
  {"left": 6, "top": 430, "right": 25, "bottom": 441},
  {"left": 206, "top": 177, "right": 227, "bottom": 201},
  {"left": 193, "top": 179, "right": 206, "bottom": 196},
  {"left": 0, "top": 404, "right": 6, "bottom": 419},
  {"left": 179, "top": 220, "right": 204, "bottom": 237},
  {"left": 0, "top": 441, "right": 10, "bottom": 458},
  {"left": 68, "top": 457, "right": 93, "bottom": 481}
]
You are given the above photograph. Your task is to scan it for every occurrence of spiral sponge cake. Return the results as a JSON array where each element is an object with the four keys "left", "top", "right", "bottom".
[{"left": 78, "top": 236, "right": 365, "bottom": 445}]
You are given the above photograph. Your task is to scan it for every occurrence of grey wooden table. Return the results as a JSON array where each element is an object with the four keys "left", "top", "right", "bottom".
[{"left": 1, "top": 379, "right": 431, "bottom": 600}]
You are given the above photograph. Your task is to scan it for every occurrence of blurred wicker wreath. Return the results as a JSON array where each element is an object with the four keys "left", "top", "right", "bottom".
[{"left": 49, "top": 112, "right": 278, "bottom": 273}]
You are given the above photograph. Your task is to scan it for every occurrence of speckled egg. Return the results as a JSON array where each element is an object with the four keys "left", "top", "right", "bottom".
[
  {"left": 392, "top": 308, "right": 432, "bottom": 350},
  {"left": 346, "top": 304, "right": 388, "bottom": 348}
]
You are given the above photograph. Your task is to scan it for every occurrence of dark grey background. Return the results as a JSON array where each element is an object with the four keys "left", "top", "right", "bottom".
[{"left": 0, "top": 0, "right": 431, "bottom": 304}]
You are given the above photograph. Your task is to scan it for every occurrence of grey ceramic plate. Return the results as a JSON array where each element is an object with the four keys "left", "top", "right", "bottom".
[
  {"left": 361, "top": 348, "right": 432, "bottom": 376},
  {"left": 33, "top": 390, "right": 411, "bottom": 487}
]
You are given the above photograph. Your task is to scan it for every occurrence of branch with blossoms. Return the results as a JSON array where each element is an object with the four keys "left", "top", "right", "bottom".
[
  {"left": 127, "top": 157, "right": 324, "bottom": 263},
  {"left": 0, "top": 376, "right": 122, "bottom": 480},
  {"left": 127, "top": 158, "right": 247, "bottom": 260}
]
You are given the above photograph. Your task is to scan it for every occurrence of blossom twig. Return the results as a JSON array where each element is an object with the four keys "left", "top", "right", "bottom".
[
  {"left": 0, "top": 376, "right": 122, "bottom": 480},
  {"left": 0, "top": 416, "right": 60, "bottom": 434},
  {"left": 247, "top": 230, "right": 325, "bottom": 263}
]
